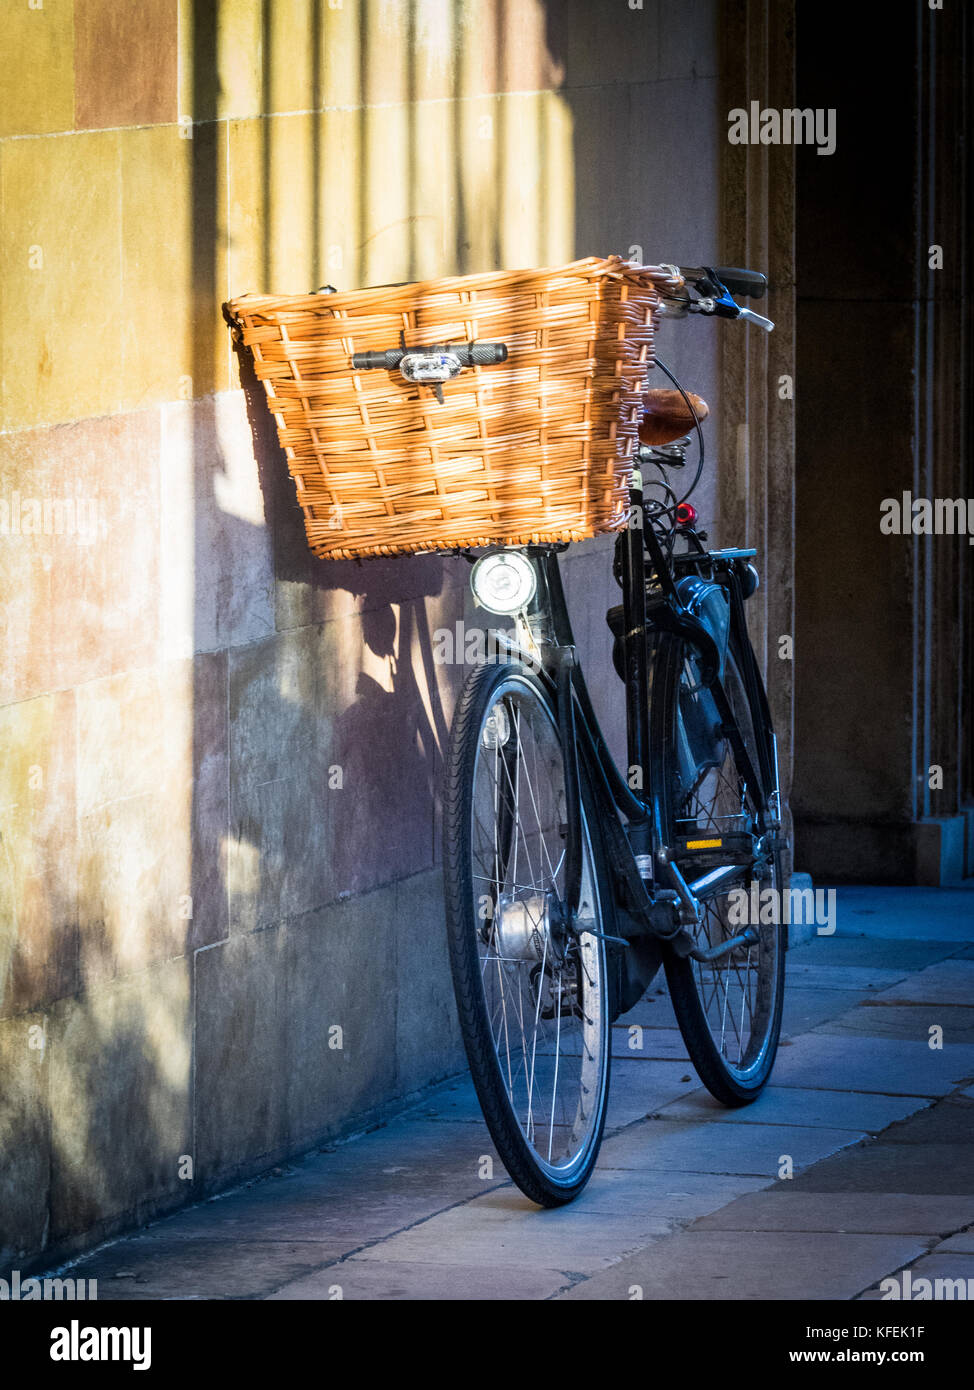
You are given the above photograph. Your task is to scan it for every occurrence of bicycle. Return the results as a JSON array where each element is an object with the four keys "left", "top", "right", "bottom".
[{"left": 441, "top": 264, "right": 788, "bottom": 1206}]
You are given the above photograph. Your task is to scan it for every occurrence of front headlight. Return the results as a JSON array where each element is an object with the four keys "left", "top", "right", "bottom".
[{"left": 470, "top": 551, "right": 537, "bottom": 616}]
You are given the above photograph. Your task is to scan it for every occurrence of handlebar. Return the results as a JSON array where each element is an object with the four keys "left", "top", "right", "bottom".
[
  {"left": 657, "top": 263, "right": 775, "bottom": 334},
  {"left": 352, "top": 342, "right": 508, "bottom": 369},
  {"left": 680, "top": 265, "right": 768, "bottom": 299}
]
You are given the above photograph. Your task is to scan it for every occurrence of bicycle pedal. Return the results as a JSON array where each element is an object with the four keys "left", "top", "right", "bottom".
[{"left": 672, "top": 831, "right": 755, "bottom": 865}]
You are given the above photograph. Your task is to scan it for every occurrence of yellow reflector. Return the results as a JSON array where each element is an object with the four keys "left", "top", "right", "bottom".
[{"left": 686, "top": 838, "right": 722, "bottom": 849}]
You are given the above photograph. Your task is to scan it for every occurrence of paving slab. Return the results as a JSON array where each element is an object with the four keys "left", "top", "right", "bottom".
[
  {"left": 559, "top": 1026, "right": 690, "bottom": 1062},
  {"left": 401, "top": 1060, "right": 703, "bottom": 1133},
  {"left": 58, "top": 1237, "right": 348, "bottom": 1301},
  {"left": 573, "top": 1167, "right": 770, "bottom": 1220},
  {"left": 268, "top": 1258, "right": 570, "bottom": 1301},
  {"left": 817, "top": 1001, "right": 974, "bottom": 1043},
  {"left": 787, "top": 936, "right": 961, "bottom": 971},
  {"left": 556, "top": 1230, "right": 929, "bottom": 1301},
  {"left": 56, "top": 1119, "right": 508, "bottom": 1271},
  {"left": 832, "top": 888, "right": 974, "bottom": 942},
  {"left": 859, "top": 1252, "right": 974, "bottom": 1300},
  {"left": 602, "top": 1058, "right": 707, "bottom": 1130},
  {"left": 97, "top": 1180, "right": 475, "bottom": 1250},
  {"left": 934, "top": 1229, "right": 974, "bottom": 1253},
  {"left": 599, "top": 1117, "right": 862, "bottom": 1176},
  {"left": 348, "top": 1187, "right": 673, "bottom": 1274},
  {"left": 692, "top": 1190, "right": 974, "bottom": 1236},
  {"left": 656, "top": 1086, "right": 929, "bottom": 1133},
  {"left": 781, "top": 964, "right": 914, "bottom": 993},
  {"left": 788, "top": 1143, "right": 974, "bottom": 1196},
  {"left": 618, "top": 989, "right": 680, "bottom": 1030},
  {"left": 872, "top": 1094, "right": 974, "bottom": 1145},
  {"left": 781, "top": 986, "right": 875, "bottom": 1034},
  {"left": 769, "top": 1033, "right": 974, "bottom": 1096},
  {"left": 872, "top": 959, "right": 974, "bottom": 1005}
]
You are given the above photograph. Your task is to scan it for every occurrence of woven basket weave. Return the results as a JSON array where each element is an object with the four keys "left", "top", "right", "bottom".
[{"left": 227, "top": 256, "right": 681, "bottom": 561}]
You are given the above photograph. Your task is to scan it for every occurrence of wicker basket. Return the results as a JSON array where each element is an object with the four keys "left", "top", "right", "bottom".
[{"left": 226, "top": 256, "right": 681, "bottom": 561}]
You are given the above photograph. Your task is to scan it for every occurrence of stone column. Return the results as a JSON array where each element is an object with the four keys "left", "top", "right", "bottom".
[
  {"left": 792, "top": 0, "right": 972, "bottom": 884},
  {"left": 718, "top": 0, "right": 798, "bottom": 869}
]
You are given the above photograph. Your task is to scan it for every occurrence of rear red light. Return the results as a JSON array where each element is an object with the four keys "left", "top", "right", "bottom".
[{"left": 676, "top": 502, "right": 697, "bottom": 526}]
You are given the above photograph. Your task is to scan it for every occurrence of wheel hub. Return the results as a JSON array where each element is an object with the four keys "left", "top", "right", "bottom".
[{"left": 493, "top": 891, "right": 566, "bottom": 964}]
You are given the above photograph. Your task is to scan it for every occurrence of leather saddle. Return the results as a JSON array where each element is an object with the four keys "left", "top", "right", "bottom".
[{"left": 640, "top": 388, "right": 709, "bottom": 447}]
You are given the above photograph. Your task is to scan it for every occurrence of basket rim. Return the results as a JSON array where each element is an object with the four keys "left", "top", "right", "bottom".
[{"left": 225, "top": 255, "right": 682, "bottom": 323}]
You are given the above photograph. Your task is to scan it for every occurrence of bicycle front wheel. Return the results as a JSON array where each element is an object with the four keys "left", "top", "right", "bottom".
[
  {"left": 649, "top": 632, "right": 786, "bottom": 1105},
  {"left": 443, "top": 659, "right": 612, "bottom": 1206}
]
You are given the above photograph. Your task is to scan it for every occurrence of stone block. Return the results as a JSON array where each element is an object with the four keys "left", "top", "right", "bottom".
[
  {"left": 74, "top": 0, "right": 177, "bottom": 130},
  {"left": 284, "top": 888, "right": 398, "bottom": 1151},
  {"left": 393, "top": 870, "right": 464, "bottom": 1097},
  {"left": 48, "top": 960, "right": 192, "bottom": 1246},
  {"left": 0, "top": 131, "right": 122, "bottom": 430},
  {"left": 0, "top": 411, "right": 161, "bottom": 703},
  {"left": 0, "top": 690, "right": 78, "bottom": 1018},
  {"left": 0, "top": 1011, "right": 51, "bottom": 1268},
  {"left": 159, "top": 395, "right": 276, "bottom": 659},
  {"left": 0, "top": 0, "right": 74, "bottom": 137},
  {"left": 194, "top": 926, "right": 288, "bottom": 1185},
  {"left": 227, "top": 626, "right": 329, "bottom": 932},
  {"left": 121, "top": 123, "right": 227, "bottom": 409},
  {"left": 76, "top": 652, "right": 228, "bottom": 981}
]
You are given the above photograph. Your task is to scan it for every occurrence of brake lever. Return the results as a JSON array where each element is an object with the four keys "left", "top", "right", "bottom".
[
  {"left": 687, "top": 292, "right": 775, "bottom": 333},
  {"left": 736, "top": 305, "right": 774, "bottom": 332}
]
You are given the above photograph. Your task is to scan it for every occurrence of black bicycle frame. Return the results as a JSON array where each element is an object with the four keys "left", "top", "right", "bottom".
[{"left": 503, "top": 481, "right": 777, "bottom": 954}]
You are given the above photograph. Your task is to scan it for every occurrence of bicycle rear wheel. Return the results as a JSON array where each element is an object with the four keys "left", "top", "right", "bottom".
[
  {"left": 443, "top": 659, "right": 612, "bottom": 1206},
  {"left": 649, "top": 632, "right": 786, "bottom": 1104}
]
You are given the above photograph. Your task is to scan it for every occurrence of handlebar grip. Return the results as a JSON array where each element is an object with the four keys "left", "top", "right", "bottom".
[
  {"left": 352, "top": 349, "right": 403, "bottom": 369},
  {"left": 713, "top": 266, "right": 768, "bottom": 300},
  {"left": 465, "top": 341, "right": 508, "bottom": 366}
]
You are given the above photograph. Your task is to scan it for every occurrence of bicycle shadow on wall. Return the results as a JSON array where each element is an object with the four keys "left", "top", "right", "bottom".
[
  {"left": 232, "top": 341, "right": 459, "bottom": 896},
  {"left": 184, "top": 0, "right": 582, "bottom": 1202}
]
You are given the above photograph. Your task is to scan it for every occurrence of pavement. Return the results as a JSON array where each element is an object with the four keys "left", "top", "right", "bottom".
[{"left": 46, "top": 886, "right": 974, "bottom": 1301}]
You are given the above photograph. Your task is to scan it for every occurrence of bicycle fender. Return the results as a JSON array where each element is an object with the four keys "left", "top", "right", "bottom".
[{"left": 644, "top": 596, "right": 722, "bottom": 687}]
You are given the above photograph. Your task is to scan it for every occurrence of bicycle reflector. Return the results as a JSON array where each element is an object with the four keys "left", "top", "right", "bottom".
[{"left": 470, "top": 551, "right": 537, "bottom": 615}]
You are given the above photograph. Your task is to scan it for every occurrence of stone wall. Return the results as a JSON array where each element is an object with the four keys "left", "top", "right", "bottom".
[
  {"left": 792, "top": 0, "right": 973, "bottom": 883},
  {"left": 0, "top": 1, "right": 722, "bottom": 1271}
]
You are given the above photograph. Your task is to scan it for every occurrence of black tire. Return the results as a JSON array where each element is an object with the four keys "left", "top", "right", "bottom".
[
  {"left": 443, "top": 659, "right": 612, "bottom": 1206},
  {"left": 649, "top": 632, "right": 786, "bottom": 1105}
]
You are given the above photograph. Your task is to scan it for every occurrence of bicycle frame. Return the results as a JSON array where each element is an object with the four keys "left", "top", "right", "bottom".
[{"left": 484, "top": 478, "right": 781, "bottom": 964}]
